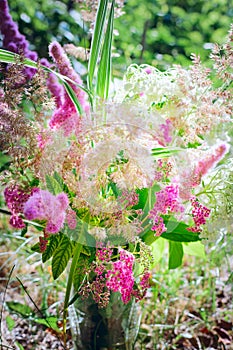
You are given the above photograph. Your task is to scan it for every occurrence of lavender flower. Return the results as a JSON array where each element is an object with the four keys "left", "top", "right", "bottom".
[
  {"left": 24, "top": 189, "right": 69, "bottom": 234},
  {"left": 0, "top": 0, "right": 37, "bottom": 79}
]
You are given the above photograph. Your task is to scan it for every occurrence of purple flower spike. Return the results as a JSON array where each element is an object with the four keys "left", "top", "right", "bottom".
[{"left": 0, "top": 0, "right": 38, "bottom": 80}]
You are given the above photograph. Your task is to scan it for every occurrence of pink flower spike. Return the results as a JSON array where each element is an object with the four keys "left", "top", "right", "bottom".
[
  {"left": 193, "top": 143, "right": 228, "bottom": 185},
  {"left": 48, "top": 41, "right": 90, "bottom": 136}
]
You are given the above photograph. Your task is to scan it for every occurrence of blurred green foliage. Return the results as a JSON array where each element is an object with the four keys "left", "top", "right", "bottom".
[
  {"left": 7, "top": 0, "right": 88, "bottom": 58},
  {"left": 5, "top": 0, "right": 233, "bottom": 73},
  {"left": 114, "top": 0, "right": 232, "bottom": 71}
]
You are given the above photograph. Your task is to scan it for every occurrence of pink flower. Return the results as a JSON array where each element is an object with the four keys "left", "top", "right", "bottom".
[
  {"left": 9, "top": 214, "right": 25, "bottom": 229},
  {"left": 36, "top": 129, "right": 52, "bottom": 150},
  {"left": 159, "top": 119, "right": 173, "bottom": 144},
  {"left": 106, "top": 249, "right": 135, "bottom": 304},
  {"left": 96, "top": 242, "right": 113, "bottom": 262},
  {"left": 151, "top": 216, "right": 167, "bottom": 236},
  {"left": 118, "top": 190, "right": 139, "bottom": 209},
  {"left": 24, "top": 189, "right": 69, "bottom": 234},
  {"left": 145, "top": 67, "right": 152, "bottom": 74},
  {"left": 193, "top": 143, "right": 227, "bottom": 185},
  {"left": 48, "top": 41, "right": 90, "bottom": 136},
  {"left": 40, "top": 58, "right": 64, "bottom": 108},
  {"left": 187, "top": 197, "right": 211, "bottom": 232},
  {"left": 4, "top": 185, "right": 32, "bottom": 229},
  {"left": 66, "top": 208, "right": 77, "bottom": 230},
  {"left": 179, "top": 143, "right": 228, "bottom": 200},
  {"left": 149, "top": 185, "right": 184, "bottom": 236}
]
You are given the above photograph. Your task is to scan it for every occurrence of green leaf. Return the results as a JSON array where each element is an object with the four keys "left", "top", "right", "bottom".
[
  {"left": 150, "top": 238, "right": 166, "bottom": 267},
  {"left": 96, "top": 0, "right": 115, "bottom": 99},
  {"left": 168, "top": 241, "right": 183, "bottom": 269},
  {"left": 0, "top": 152, "right": 11, "bottom": 171},
  {"left": 31, "top": 242, "right": 41, "bottom": 253},
  {"left": 134, "top": 184, "right": 160, "bottom": 217},
  {"left": 21, "top": 224, "right": 28, "bottom": 237},
  {"left": 87, "top": 0, "right": 109, "bottom": 91},
  {"left": 6, "top": 301, "right": 34, "bottom": 317},
  {"left": 141, "top": 230, "right": 157, "bottom": 245},
  {"left": 42, "top": 234, "right": 61, "bottom": 263},
  {"left": 53, "top": 171, "right": 64, "bottom": 189},
  {"left": 6, "top": 315, "right": 15, "bottom": 331},
  {"left": 72, "top": 254, "right": 89, "bottom": 291},
  {"left": 33, "top": 316, "right": 61, "bottom": 332},
  {"left": 15, "top": 342, "right": 25, "bottom": 350},
  {"left": 45, "top": 174, "right": 63, "bottom": 195},
  {"left": 183, "top": 241, "right": 206, "bottom": 259},
  {"left": 52, "top": 234, "right": 73, "bottom": 280},
  {"left": 162, "top": 218, "right": 200, "bottom": 242}
]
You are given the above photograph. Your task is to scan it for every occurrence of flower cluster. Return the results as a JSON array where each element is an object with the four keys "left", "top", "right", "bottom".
[
  {"left": 187, "top": 197, "right": 211, "bottom": 233},
  {"left": 4, "top": 186, "right": 32, "bottom": 229},
  {"left": 106, "top": 249, "right": 135, "bottom": 303},
  {"left": 117, "top": 60, "right": 232, "bottom": 146},
  {"left": 149, "top": 185, "right": 184, "bottom": 236},
  {"left": 23, "top": 189, "right": 69, "bottom": 234}
]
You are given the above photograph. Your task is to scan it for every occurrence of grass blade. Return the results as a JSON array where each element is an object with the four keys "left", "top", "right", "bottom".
[
  {"left": 151, "top": 147, "right": 181, "bottom": 158},
  {"left": 87, "top": 0, "right": 109, "bottom": 91},
  {"left": 96, "top": 0, "right": 115, "bottom": 99},
  {"left": 62, "top": 80, "right": 83, "bottom": 115},
  {"left": 0, "top": 48, "right": 93, "bottom": 110}
]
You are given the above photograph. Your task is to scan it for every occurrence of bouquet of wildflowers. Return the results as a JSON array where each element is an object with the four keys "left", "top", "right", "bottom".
[{"left": 0, "top": 0, "right": 232, "bottom": 345}]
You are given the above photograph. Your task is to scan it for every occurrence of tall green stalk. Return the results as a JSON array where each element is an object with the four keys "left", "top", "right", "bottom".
[{"left": 62, "top": 241, "right": 83, "bottom": 347}]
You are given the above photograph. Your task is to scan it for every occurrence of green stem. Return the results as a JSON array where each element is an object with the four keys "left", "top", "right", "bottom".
[{"left": 63, "top": 241, "right": 83, "bottom": 346}]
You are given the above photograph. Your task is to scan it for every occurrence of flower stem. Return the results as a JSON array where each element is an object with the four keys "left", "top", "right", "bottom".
[{"left": 63, "top": 241, "right": 83, "bottom": 346}]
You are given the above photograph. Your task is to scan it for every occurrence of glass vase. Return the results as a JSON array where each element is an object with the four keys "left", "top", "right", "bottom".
[{"left": 69, "top": 292, "right": 141, "bottom": 350}]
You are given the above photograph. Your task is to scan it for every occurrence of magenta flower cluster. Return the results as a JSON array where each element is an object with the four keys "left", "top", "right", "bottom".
[
  {"left": 149, "top": 185, "right": 184, "bottom": 236},
  {"left": 23, "top": 189, "right": 69, "bottom": 234},
  {"left": 96, "top": 242, "right": 113, "bottom": 262},
  {"left": 4, "top": 186, "right": 32, "bottom": 229},
  {"left": 48, "top": 42, "right": 89, "bottom": 136},
  {"left": 188, "top": 197, "right": 211, "bottom": 232},
  {"left": 106, "top": 249, "right": 135, "bottom": 304},
  {"left": 0, "top": 0, "right": 38, "bottom": 79}
]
